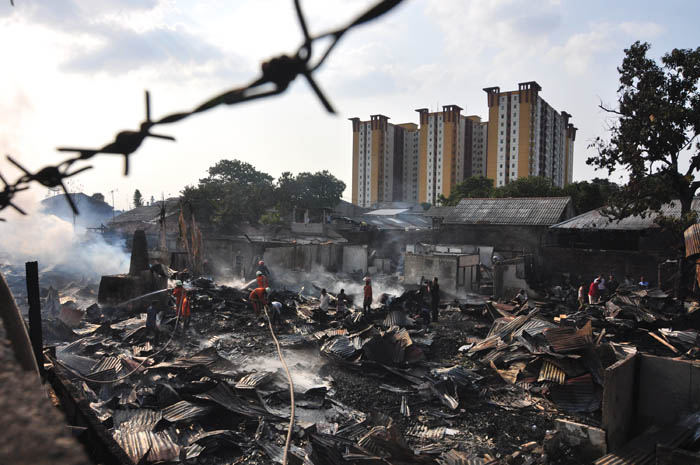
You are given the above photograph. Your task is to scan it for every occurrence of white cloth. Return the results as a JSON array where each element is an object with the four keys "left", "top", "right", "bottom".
[
  {"left": 271, "top": 301, "right": 282, "bottom": 311},
  {"left": 320, "top": 294, "right": 330, "bottom": 311}
]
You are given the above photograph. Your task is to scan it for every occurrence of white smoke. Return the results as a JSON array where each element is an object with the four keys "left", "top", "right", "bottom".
[{"left": 0, "top": 206, "right": 129, "bottom": 278}]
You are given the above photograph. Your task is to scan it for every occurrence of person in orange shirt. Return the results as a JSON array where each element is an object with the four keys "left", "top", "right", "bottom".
[
  {"left": 249, "top": 287, "right": 269, "bottom": 317},
  {"left": 256, "top": 271, "right": 269, "bottom": 289},
  {"left": 172, "top": 281, "right": 191, "bottom": 331}
]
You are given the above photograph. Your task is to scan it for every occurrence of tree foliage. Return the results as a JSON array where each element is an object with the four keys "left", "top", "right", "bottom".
[
  {"left": 91, "top": 192, "right": 105, "bottom": 203},
  {"left": 181, "top": 159, "right": 346, "bottom": 231},
  {"left": 562, "top": 178, "right": 620, "bottom": 215},
  {"left": 182, "top": 159, "right": 275, "bottom": 231},
  {"left": 493, "top": 176, "right": 561, "bottom": 199},
  {"left": 133, "top": 189, "right": 143, "bottom": 208},
  {"left": 440, "top": 176, "right": 494, "bottom": 206},
  {"left": 588, "top": 41, "right": 700, "bottom": 220}
]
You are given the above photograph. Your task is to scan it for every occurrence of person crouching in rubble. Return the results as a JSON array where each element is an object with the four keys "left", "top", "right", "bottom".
[
  {"left": 172, "top": 281, "right": 191, "bottom": 332},
  {"left": 269, "top": 301, "right": 282, "bottom": 325},
  {"left": 249, "top": 286, "right": 269, "bottom": 317},
  {"left": 256, "top": 271, "right": 269, "bottom": 289},
  {"left": 363, "top": 278, "right": 373, "bottom": 314}
]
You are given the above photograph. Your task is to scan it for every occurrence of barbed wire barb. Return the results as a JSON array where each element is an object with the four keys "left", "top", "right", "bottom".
[{"left": 0, "top": 0, "right": 405, "bottom": 217}]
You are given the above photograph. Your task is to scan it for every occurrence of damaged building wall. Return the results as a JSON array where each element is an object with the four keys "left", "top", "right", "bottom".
[
  {"left": 541, "top": 246, "right": 668, "bottom": 285},
  {"left": 264, "top": 243, "right": 345, "bottom": 273},
  {"left": 342, "top": 245, "right": 368, "bottom": 274},
  {"left": 405, "top": 253, "right": 462, "bottom": 292},
  {"left": 493, "top": 256, "right": 537, "bottom": 299},
  {"left": 438, "top": 224, "right": 546, "bottom": 257}
]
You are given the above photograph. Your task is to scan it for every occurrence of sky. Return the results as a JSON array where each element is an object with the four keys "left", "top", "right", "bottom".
[{"left": 1, "top": 0, "right": 698, "bottom": 212}]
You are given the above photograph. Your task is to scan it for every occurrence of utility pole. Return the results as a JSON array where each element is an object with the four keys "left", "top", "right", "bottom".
[{"left": 109, "top": 189, "right": 117, "bottom": 219}]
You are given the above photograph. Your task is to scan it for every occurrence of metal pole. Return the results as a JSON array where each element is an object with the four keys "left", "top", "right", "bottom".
[
  {"left": 0, "top": 272, "right": 40, "bottom": 376},
  {"left": 25, "top": 261, "right": 44, "bottom": 377}
]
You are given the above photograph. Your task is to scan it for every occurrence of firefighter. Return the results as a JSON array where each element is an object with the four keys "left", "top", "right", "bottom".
[
  {"left": 256, "top": 270, "right": 269, "bottom": 289},
  {"left": 172, "top": 281, "right": 191, "bottom": 331},
  {"left": 249, "top": 286, "right": 269, "bottom": 317}
]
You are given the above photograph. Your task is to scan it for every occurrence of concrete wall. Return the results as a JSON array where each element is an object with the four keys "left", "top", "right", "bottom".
[
  {"left": 264, "top": 243, "right": 344, "bottom": 272},
  {"left": 602, "top": 352, "right": 638, "bottom": 451},
  {"left": 438, "top": 224, "right": 546, "bottom": 256},
  {"left": 343, "top": 245, "right": 368, "bottom": 274},
  {"left": 291, "top": 222, "right": 326, "bottom": 235},
  {"left": 541, "top": 246, "right": 669, "bottom": 286},
  {"left": 405, "top": 253, "right": 459, "bottom": 292},
  {"left": 493, "top": 257, "right": 537, "bottom": 299}
]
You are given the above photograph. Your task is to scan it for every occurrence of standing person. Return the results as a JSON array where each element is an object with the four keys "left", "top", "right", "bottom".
[
  {"left": 597, "top": 275, "right": 607, "bottom": 300},
  {"left": 256, "top": 271, "right": 269, "bottom": 289},
  {"left": 319, "top": 289, "right": 330, "bottom": 313},
  {"left": 172, "top": 281, "right": 191, "bottom": 332},
  {"left": 249, "top": 287, "right": 269, "bottom": 317},
  {"left": 588, "top": 278, "right": 600, "bottom": 304},
  {"left": 336, "top": 289, "right": 347, "bottom": 314},
  {"left": 578, "top": 283, "right": 586, "bottom": 310},
  {"left": 146, "top": 303, "right": 161, "bottom": 346},
  {"left": 363, "top": 278, "right": 373, "bottom": 314},
  {"left": 608, "top": 275, "right": 619, "bottom": 295},
  {"left": 420, "top": 304, "right": 431, "bottom": 332},
  {"left": 428, "top": 277, "right": 440, "bottom": 322}
]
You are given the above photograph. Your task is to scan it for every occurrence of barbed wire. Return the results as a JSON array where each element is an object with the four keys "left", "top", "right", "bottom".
[{"left": 1, "top": 0, "right": 404, "bottom": 219}]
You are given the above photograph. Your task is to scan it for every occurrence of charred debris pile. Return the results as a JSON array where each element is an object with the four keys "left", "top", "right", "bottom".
[{"left": 41, "top": 276, "right": 700, "bottom": 465}]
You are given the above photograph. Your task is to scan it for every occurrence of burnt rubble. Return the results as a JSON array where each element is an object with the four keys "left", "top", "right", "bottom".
[{"left": 31, "top": 274, "right": 700, "bottom": 465}]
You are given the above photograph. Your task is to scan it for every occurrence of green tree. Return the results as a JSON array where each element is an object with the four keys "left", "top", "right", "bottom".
[
  {"left": 562, "top": 178, "right": 620, "bottom": 215},
  {"left": 133, "top": 189, "right": 143, "bottom": 208},
  {"left": 493, "top": 176, "right": 563, "bottom": 198},
  {"left": 91, "top": 192, "right": 105, "bottom": 202},
  {"left": 589, "top": 41, "right": 700, "bottom": 222},
  {"left": 441, "top": 176, "right": 494, "bottom": 206},
  {"left": 273, "top": 170, "right": 346, "bottom": 215},
  {"left": 181, "top": 159, "right": 275, "bottom": 230}
]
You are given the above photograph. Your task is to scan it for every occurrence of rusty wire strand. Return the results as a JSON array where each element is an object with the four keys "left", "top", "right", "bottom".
[{"left": 0, "top": 0, "right": 404, "bottom": 219}]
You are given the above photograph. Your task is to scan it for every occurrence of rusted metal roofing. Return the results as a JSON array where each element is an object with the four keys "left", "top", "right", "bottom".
[
  {"left": 444, "top": 197, "right": 571, "bottom": 226},
  {"left": 113, "top": 430, "right": 181, "bottom": 464},
  {"left": 321, "top": 336, "right": 359, "bottom": 361},
  {"left": 442, "top": 449, "right": 498, "bottom": 465},
  {"left": 547, "top": 373, "right": 600, "bottom": 413},
  {"left": 113, "top": 409, "right": 162, "bottom": 433},
  {"left": 544, "top": 320, "right": 593, "bottom": 352},
  {"left": 552, "top": 198, "right": 700, "bottom": 231},
  {"left": 406, "top": 424, "right": 446, "bottom": 440},
  {"left": 538, "top": 360, "right": 566, "bottom": 384},
  {"left": 195, "top": 382, "right": 277, "bottom": 418},
  {"left": 685, "top": 223, "right": 700, "bottom": 257},
  {"left": 593, "top": 424, "right": 694, "bottom": 465}
]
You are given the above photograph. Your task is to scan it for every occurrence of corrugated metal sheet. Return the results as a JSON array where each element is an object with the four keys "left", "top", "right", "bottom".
[
  {"left": 113, "top": 409, "right": 162, "bottom": 433},
  {"left": 195, "top": 382, "right": 276, "bottom": 418},
  {"left": 113, "top": 430, "right": 181, "bottom": 464},
  {"left": 538, "top": 360, "right": 566, "bottom": 384},
  {"left": 406, "top": 424, "right": 445, "bottom": 440},
  {"left": 382, "top": 310, "right": 414, "bottom": 328},
  {"left": 235, "top": 372, "right": 273, "bottom": 389},
  {"left": 593, "top": 425, "right": 693, "bottom": 465},
  {"left": 444, "top": 197, "right": 571, "bottom": 226},
  {"left": 442, "top": 450, "right": 498, "bottom": 465},
  {"left": 544, "top": 320, "right": 593, "bottom": 352},
  {"left": 320, "top": 336, "right": 359, "bottom": 361},
  {"left": 548, "top": 373, "right": 600, "bottom": 413},
  {"left": 161, "top": 400, "right": 211, "bottom": 422},
  {"left": 552, "top": 199, "right": 700, "bottom": 231}
]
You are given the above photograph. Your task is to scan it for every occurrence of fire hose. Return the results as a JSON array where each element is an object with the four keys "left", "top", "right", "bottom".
[{"left": 263, "top": 303, "right": 295, "bottom": 465}]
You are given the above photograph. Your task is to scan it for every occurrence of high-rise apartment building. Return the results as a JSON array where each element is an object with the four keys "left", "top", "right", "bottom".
[
  {"left": 350, "top": 115, "right": 419, "bottom": 208},
  {"left": 483, "top": 81, "right": 576, "bottom": 188},
  {"left": 350, "top": 81, "right": 576, "bottom": 207}
]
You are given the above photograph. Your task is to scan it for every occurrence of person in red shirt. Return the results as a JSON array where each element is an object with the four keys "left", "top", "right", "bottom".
[
  {"left": 363, "top": 277, "right": 373, "bottom": 314},
  {"left": 256, "top": 271, "right": 269, "bottom": 289},
  {"left": 249, "top": 287, "right": 269, "bottom": 316},
  {"left": 172, "top": 281, "right": 191, "bottom": 331},
  {"left": 588, "top": 278, "right": 600, "bottom": 304}
]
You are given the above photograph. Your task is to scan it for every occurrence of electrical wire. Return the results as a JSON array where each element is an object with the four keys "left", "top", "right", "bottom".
[{"left": 263, "top": 304, "right": 295, "bottom": 465}]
